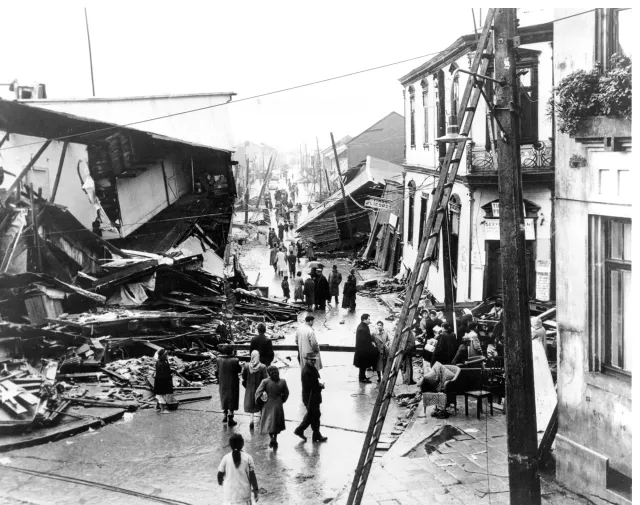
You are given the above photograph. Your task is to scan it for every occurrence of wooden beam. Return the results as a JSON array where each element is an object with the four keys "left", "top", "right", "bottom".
[
  {"left": 50, "top": 142, "right": 69, "bottom": 203},
  {"left": 2, "top": 140, "right": 52, "bottom": 206},
  {"left": 160, "top": 161, "right": 171, "bottom": 206},
  {"left": 0, "top": 132, "right": 9, "bottom": 150}
]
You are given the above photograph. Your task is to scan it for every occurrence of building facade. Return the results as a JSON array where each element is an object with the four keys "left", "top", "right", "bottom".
[
  {"left": 398, "top": 19, "right": 555, "bottom": 305},
  {"left": 552, "top": 9, "right": 632, "bottom": 504}
]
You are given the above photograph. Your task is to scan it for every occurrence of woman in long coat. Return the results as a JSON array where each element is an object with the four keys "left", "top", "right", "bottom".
[
  {"left": 303, "top": 274, "right": 316, "bottom": 310},
  {"left": 293, "top": 271, "right": 304, "bottom": 302},
  {"left": 372, "top": 321, "right": 390, "bottom": 382},
  {"left": 255, "top": 366, "right": 289, "bottom": 450},
  {"left": 154, "top": 349, "right": 174, "bottom": 413},
  {"left": 218, "top": 344, "right": 242, "bottom": 427},
  {"left": 270, "top": 245, "right": 278, "bottom": 273},
  {"left": 276, "top": 248, "right": 287, "bottom": 277},
  {"left": 242, "top": 350, "right": 268, "bottom": 430},
  {"left": 342, "top": 270, "right": 357, "bottom": 313}
]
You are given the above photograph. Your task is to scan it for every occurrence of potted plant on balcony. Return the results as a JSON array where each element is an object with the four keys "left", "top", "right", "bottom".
[{"left": 549, "top": 54, "right": 632, "bottom": 139}]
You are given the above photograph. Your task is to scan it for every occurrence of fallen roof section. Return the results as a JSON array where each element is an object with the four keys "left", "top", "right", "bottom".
[
  {"left": 297, "top": 156, "right": 404, "bottom": 232},
  {"left": 0, "top": 99, "right": 233, "bottom": 155}
]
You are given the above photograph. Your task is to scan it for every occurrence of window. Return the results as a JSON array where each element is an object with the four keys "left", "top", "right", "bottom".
[
  {"left": 409, "top": 86, "right": 416, "bottom": 148},
  {"left": 590, "top": 216, "right": 631, "bottom": 375},
  {"left": 407, "top": 181, "right": 416, "bottom": 244},
  {"left": 421, "top": 79, "right": 429, "bottom": 149},
  {"left": 418, "top": 193, "right": 429, "bottom": 244},
  {"left": 597, "top": 8, "right": 632, "bottom": 70},
  {"left": 518, "top": 65, "right": 539, "bottom": 143}
]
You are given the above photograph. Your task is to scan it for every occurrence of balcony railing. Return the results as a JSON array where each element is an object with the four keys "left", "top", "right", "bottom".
[{"left": 467, "top": 139, "right": 554, "bottom": 173}]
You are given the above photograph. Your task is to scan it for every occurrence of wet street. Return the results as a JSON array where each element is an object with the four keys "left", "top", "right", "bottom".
[{"left": 0, "top": 182, "right": 406, "bottom": 505}]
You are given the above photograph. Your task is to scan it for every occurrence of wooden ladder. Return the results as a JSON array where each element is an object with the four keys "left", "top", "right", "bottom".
[{"left": 346, "top": 9, "right": 497, "bottom": 504}]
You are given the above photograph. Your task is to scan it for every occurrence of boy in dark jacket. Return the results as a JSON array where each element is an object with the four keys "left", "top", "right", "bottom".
[{"left": 281, "top": 275, "right": 290, "bottom": 302}]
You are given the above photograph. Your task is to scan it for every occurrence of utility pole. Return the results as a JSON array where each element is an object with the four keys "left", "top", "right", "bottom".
[
  {"left": 440, "top": 211, "right": 455, "bottom": 325},
  {"left": 330, "top": 132, "right": 356, "bottom": 256},
  {"left": 244, "top": 157, "right": 250, "bottom": 224},
  {"left": 317, "top": 137, "right": 331, "bottom": 197},
  {"left": 494, "top": 8, "right": 541, "bottom": 505}
]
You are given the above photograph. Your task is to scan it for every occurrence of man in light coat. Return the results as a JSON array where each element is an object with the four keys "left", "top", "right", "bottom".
[{"left": 295, "top": 315, "right": 323, "bottom": 370}]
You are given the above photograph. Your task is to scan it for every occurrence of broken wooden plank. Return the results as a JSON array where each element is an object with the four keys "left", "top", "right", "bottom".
[
  {"left": 538, "top": 403, "right": 559, "bottom": 468},
  {"left": 92, "top": 259, "right": 160, "bottom": 291}
]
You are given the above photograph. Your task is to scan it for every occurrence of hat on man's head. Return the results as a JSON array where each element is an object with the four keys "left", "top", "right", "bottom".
[{"left": 305, "top": 315, "right": 315, "bottom": 322}]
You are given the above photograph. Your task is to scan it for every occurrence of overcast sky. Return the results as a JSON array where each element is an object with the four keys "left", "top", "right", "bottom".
[{"left": 2, "top": 3, "right": 563, "bottom": 152}]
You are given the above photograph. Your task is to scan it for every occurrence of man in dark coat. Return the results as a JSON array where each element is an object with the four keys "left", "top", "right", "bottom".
[
  {"left": 293, "top": 352, "right": 327, "bottom": 443},
  {"left": 342, "top": 270, "right": 357, "bottom": 313},
  {"left": 353, "top": 314, "right": 378, "bottom": 383},
  {"left": 314, "top": 268, "right": 330, "bottom": 311},
  {"left": 250, "top": 323, "right": 275, "bottom": 366},
  {"left": 303, "top": 272, "right": 316, "bottom": 310},
  {"left": 431, "top": 322, "right": 458, "bottom": 366}
]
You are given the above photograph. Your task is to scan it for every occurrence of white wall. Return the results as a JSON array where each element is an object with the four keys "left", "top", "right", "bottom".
[
  {"left": 117, "top": 156, "right": 190, "bottom": 236},
  {"left": 0, "top": 133, "right": 96, "bottom": 230},
  {"left": 24, "top": 93, "right": 235, "bottom": 150}
]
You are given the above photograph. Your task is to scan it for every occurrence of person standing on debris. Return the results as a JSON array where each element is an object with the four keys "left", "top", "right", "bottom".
[
  {"left": 293, "top": 271, "right": 304, "bottom": 302},
  {"left": 217, "top": 433, "right": 260, "bottom": 504},
  {"left": 294, "top": 352, "right": 328, "bottom": 443},
  {"left": 255, "top": 365, "right": 290, "bottom": 450},
  {"left": 296, "top": 315, "right": 323, "bottom": 369},
  {"left": 218, "top": 344, "right": 242, "bottom": 427},
  {"left": 303, "top": 272, "right": 316, "bottom": 310},
  {"left": 242, "top": 350, "right": 268, "bottom": 431},
  {"left": 281, "top": 275, "right": 290, "bottom": 302},
  {"left": 287, "top": 248, "right": 297, "bottom": 277},
  {"left": 373, "top": 321, "right": 391, "bottom": 383},
  {"left": 250, "top": 323, "right": 274, "bottom": 367},
  {"left": 314, "top": 268, "right": 330, "bottom": 311},
  {"left": 154, "top": 349, "right": 175, "bottom": 413},
  {"left": 342, "top": 269, "right": 357, "bottom": 313},
  {"left": 327, "top": 265, "right": 342, "bottom": 307},
  {"left": 276, "top": 247, "right": 287, "bottom": 277},
  {"left": 354, "top": 314, "right": 378, "bottom": 383}
]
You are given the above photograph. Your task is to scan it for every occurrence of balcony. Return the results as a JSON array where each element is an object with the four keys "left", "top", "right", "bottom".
[{"left": 466, "top": 139, "right": 554, "bottom": 185}]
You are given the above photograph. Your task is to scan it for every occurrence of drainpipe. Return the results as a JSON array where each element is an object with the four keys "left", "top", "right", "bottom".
[{"left": 467, "top": 189, "right": 475, "bottom": 300}]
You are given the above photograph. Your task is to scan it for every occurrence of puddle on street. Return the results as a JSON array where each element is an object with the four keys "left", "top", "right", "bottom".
[{"left": 405, "top": 424, "right": 468, "bottom": 458}]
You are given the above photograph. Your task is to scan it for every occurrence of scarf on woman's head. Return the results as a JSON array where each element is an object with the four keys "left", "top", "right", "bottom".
[
  {"left": 248, "top": 350, "right": 261, "bottom": 374},
  {"left": 267, "top": 365, "right": 280, "bottom": 382}
]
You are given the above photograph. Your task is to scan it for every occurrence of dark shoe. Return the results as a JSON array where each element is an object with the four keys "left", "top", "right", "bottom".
[
  {"left": 222, "top": 412, "right": 228, "bottom": 423},
  {"left": 272, "top": 441, "right": 278, "bottom": 450},
  {"left": 249, "top": 422, "right": 254, "bottom": 430},
  {"left": 228, "top": 416, "right": 237, "bottom": 427},
  {"left": 359, "top": 378, "right": 372, "bottom": 383},
  {"left": 408, "top": 380, "right": 417, "bottom": 385},
  {"left": 269, "top": 439, "right": 275, "bottom": 448},
  {"left": 294, "top": 427, "right": 307, "bottom": 442},
  {"left": 313, "top": 433, "right": 328, "bottom": 443}
]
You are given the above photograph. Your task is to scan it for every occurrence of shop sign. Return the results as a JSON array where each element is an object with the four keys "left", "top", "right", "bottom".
[
  {"left": 484, "top": 219, "right": 536, "bottom": 241},
  {"left": 365, "top": 199, "right": 391, "bottom": 210}
]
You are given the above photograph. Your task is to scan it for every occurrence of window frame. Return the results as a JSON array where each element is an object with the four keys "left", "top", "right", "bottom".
[
  {"left": 409, "top": 86, "right": 416, "bottom": 149},
  {"left": 407, "top": 181, "right": 416, "bottom": 244},
  {"left": 418, "top": 193, "right": 429, "bottom": 244},
  {"left": 421, "top": 79, "right": 429, "bottom": 150},
  {"left": 589, "top": 215, "right": 631, "bottom": 378}
]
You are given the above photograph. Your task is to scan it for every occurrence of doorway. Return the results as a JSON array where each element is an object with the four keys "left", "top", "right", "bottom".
[{"left": 484, "top": 240, "right": 536, "bottom": 299}]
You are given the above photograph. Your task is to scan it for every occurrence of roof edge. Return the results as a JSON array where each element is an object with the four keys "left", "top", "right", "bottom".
[{"left": 19, "top": 91, "right": 237, "bottom": 104}]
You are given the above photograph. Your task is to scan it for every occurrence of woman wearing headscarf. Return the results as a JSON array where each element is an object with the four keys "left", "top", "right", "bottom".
[
  {"left": 255, "top": 365, "right": 290, "bottom": 450},
  {"left": 153, "top": 349, "right": 175, "bottom": 413},
  {"left": 217, "top": 433, "right": 259, "bottom": 505},
  {"left": 342, "top": 269, "right": 357, "bottom": 313},
  {"left": 242, "top": 350, "right": 268, "bottom": 431},
  {"left": 218, "top": 344, "right": 242, "bottom": 427}
]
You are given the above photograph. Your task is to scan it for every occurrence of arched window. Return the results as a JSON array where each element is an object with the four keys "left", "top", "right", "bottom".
[
  {"left": 407, "top": 180, "right": 416, "bottom": 244},
  {"left": 421, "top": 79, "right": 429, "bottom": 150},
  {"left": 409, "top": 86, "right": 416, "bottom": 148}
]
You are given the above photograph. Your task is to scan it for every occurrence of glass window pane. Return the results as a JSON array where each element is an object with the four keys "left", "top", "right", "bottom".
[
  {"left": 623, "top": 269, "right": 631, "bottom": 371},
  {"left": 609, "top": 220, "right": 623, "bottom": 259},
  {"left": 608, "top": 269, "right": 622, "bottom": 368},
  {"left": 623, "top": 221, "right": 631, "bottom": 261}
]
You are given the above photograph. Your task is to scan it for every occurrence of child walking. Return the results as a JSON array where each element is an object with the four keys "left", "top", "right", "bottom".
[
  {"left": 217, "top": 433, "right": 259, "bottom": 504},
  {"left": 281, "top": 275, "right": 290, "bottom": 302}
]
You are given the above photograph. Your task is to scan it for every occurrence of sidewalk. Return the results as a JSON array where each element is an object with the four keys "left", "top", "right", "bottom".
[{"left": 334, "top": 397, "right": 591, "bottom": 505}]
